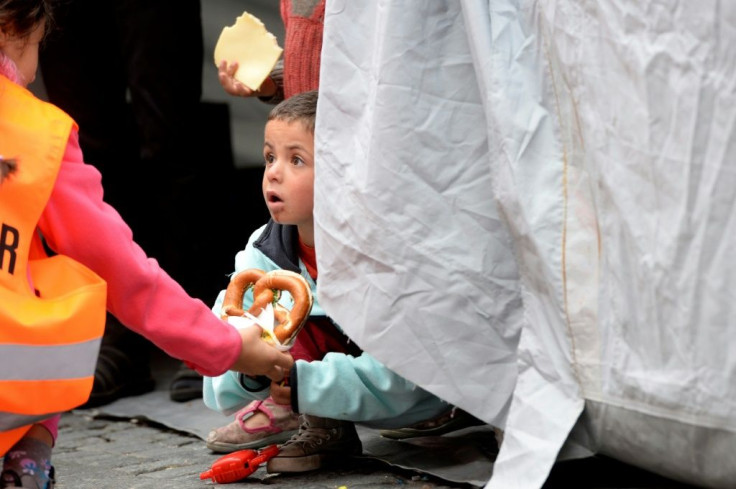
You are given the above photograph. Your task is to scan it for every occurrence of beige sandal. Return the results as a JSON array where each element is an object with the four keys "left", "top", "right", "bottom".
[{"left": 206, "top": 397, "right": 300, "bottom": 453}]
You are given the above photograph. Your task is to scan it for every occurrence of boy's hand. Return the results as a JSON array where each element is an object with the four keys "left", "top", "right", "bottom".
[
  {"left": 230, "top": 325, "right": 293, "bottom": 381},
  {"left": 218, "top": 60, "right": 277, "bottom": 98},
  {"left": 270, "top": 380, "right": 291, "bottom": 406}
]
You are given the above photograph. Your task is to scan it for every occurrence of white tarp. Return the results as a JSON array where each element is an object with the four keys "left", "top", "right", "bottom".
[{"left": 314, "top": 1, "right": 736, "bottom": 488}]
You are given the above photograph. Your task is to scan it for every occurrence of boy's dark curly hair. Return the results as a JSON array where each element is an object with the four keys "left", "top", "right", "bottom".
[{"left": 268, "top": 90, "right": 318, "bottom": 134}]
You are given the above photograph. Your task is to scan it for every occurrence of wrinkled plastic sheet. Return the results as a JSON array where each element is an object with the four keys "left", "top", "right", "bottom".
[{"left": 315, "top": 1, "right": 736, "bottom": 488}]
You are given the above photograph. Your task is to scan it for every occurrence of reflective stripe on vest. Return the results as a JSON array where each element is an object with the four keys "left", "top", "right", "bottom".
[
  {"left": 0, "top": 340, "right": 101, "bottom": 380},
  {"left": 0, "top": 75, "right": 107, "bottom": 453},
  {"left": 0, "top": 412, "right": 63, "bottom": 432}
]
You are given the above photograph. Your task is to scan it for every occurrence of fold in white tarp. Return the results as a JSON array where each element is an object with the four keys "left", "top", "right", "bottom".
[{"left": 314, "top": 1, "right": 736, "bottom": 488}]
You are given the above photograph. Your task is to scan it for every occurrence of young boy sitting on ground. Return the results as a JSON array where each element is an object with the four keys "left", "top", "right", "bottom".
[{"left": 204, "top": 90, "right": 480, "bottom": 473}]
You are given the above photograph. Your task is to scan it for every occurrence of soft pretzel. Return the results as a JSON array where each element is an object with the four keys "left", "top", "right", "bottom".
[
  {"left": 221, "top": 268, "right": 313, "bottom": 348},
  {"left": 221, "top": 268, "right": 266, "bottom": 320}
]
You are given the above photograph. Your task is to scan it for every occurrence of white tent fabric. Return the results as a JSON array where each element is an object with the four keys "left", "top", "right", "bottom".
[{"left": 314, "top": 1, "right": 736, "bottom": 488}]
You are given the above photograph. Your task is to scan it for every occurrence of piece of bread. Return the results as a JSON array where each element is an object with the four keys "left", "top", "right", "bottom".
[{"left": 214, "top": 11, "right": 283, "bottom": 90}]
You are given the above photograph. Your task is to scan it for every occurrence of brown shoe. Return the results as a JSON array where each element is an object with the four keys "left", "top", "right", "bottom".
[
  {"left": 379, "top": 406, "right": 484, "bottom": 439},
  {"left": 266, "top": 415, "right": 362, "bottom": 473}
]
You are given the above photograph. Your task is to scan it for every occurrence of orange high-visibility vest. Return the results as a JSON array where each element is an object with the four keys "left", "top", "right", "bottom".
[{"left": 0, "top": 76, "right": 107, "bottom": 455}]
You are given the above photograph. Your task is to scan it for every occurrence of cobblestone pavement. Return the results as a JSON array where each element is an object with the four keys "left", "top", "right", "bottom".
[
  {"left": 53, "top": 412, "right": 469, "bottom": 489},
  {"left": 52, "top": 411, "right": 698, "bottom": 489}
]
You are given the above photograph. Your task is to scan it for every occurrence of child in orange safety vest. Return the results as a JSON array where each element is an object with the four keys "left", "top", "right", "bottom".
[{"left": 0, "top": 2, "right": 293, "bottom": 487}]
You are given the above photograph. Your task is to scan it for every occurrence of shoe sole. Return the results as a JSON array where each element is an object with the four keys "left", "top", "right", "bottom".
[
  {"left": 206, "top": 429, "right": 297, "bottom": 453},
  {"left": 266, "top": 453, "right": 326, "bottom": 473},
  {"left": 169, "top": 367, "right": 204, "bottom": 402},
  {"left": 169, "top": 386, "right": 203, "bottom": 402},
  {"left": 266, "top": 446, "right": 363, "bottom": 473},
  {"left": 379, "top": 415, "right": 484, "bottom": 440}
]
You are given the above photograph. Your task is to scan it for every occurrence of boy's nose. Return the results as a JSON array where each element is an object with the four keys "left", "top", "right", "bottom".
[{"left": 265, "top": 160, "right": 282, "bottom": 180}]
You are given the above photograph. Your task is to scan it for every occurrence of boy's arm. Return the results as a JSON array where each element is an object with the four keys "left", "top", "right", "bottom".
[
  {"left": 290, "top": 352, "right": 451, "bottom": 429},
  {"left": 204, "top": 289, "right": 272, "bottom": 414},
  {"left": 204, "top": 228, "right": 277, "bottom": 413},
  {"left": 203, "top": 368, "right": 269, "bottom": 415}
]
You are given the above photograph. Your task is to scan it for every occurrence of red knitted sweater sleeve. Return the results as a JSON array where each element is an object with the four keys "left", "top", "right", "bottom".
[{"left": 281, "top": 0, "right": 325, "bottom": 99}]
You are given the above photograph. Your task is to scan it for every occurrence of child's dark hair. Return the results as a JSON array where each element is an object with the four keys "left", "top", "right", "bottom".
[
  {"left": 0, "top": 0, "right": 53, "bottom": 40},
  {"left": 268, "top": 90, "right": 318, "bottom": 134}
]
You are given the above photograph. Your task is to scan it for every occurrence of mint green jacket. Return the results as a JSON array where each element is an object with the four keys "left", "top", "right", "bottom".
[{"left": 203, "top": 222, "right": 449, "bottom": 428}]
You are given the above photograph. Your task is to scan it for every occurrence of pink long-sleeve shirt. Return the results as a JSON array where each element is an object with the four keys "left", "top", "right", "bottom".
[{"left": 37, "top": 130, "right": 241, "bottom": 377}]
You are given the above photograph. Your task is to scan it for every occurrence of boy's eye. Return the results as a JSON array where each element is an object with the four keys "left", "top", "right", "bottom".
[
  {"left": 264, "top": 153, "right": 275, "bottom": 165},
  {"left": 292, "top": 156, "right": 304, "bottom": 166}
]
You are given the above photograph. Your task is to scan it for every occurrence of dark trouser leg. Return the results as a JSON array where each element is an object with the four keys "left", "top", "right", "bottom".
[{"left": 39, "top": 0, "right": 207, "bottom": 406}]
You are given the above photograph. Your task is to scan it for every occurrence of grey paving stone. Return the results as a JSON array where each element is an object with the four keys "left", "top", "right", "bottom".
[{"left": 53, "top": 412, "right": 467, "bottom": 489}]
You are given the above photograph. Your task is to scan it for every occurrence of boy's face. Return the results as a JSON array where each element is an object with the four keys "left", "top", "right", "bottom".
[{"left": 262, "top": 118, "right": 315, "bottom": 235}]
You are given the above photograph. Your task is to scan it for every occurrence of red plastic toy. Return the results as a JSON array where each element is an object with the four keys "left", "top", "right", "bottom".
[{"left": 199, "top": 444, "right": 280, "bottom": 484}]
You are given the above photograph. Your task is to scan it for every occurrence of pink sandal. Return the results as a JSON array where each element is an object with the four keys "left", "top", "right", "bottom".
[{"left": 206, "top": 397, "right": 300, "bottom": 453}]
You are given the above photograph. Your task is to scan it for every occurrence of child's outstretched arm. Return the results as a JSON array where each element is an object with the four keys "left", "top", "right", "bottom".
[{"left": 39, "top": 131, "right": 283, "bottom": 377}]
